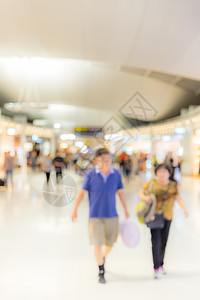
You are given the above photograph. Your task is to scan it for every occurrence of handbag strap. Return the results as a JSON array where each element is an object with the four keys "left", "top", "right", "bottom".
[
  {"left": 144, "top": 179, "right": 170, "bottom": 213},
  {"left": 145, "top": 178, "right": 155, "bottom": 195},
  {"left": 158, "top": 182, "right": 170, "bottom": 211}
]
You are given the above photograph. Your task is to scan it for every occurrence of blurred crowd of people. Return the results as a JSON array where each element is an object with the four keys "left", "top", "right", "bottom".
[
  {"left": 115, "top": 151, "right": 183, "bottom": 183},
  {"left": 116, "top": 152, "right": 148, "bottom": 181},
  {"left": 1, "top": 147, "right": 184, "bottom": 189},
  {"left": 27, "top": 150, "right": 73, "bottom": 184}
]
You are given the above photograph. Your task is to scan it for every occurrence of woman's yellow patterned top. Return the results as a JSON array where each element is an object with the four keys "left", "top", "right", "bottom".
[{"left": 143, "top": 179, "right": 179, "bottom": 220}]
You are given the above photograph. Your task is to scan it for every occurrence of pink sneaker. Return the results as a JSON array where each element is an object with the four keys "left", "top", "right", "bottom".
[
  {"left": 159, "top": 265, "right": 167, "bottom": 275},
  {"left": 154, "top": 268, "right": 161, "bottom": 279}
]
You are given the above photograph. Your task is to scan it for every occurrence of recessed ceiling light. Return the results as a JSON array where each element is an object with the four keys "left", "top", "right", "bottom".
[
  {"left": 4, "top": 102, "right": 48, "bottom": 112},
  {"left": 7, "top": 128, "right": 16, "bottom": 136},
  {"left": 54, "top": 123, "right": 61, "bottom": 129}
]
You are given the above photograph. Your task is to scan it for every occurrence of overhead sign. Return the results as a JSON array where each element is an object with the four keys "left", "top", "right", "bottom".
[{"left": 74, "top": 127, "right": 103, "bottom": 136}]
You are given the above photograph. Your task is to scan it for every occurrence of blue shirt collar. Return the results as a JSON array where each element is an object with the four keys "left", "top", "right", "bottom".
[
  {"left": 95, "top": 165, "right": 114, "bottom": 174},
  {"left": 96, "top": 166, "right": 114, "bottom": 183}
]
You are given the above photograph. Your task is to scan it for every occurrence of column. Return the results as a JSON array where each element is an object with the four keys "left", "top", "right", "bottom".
[{"left": 181, "top": 130, "right": 193, "bottom": 176}]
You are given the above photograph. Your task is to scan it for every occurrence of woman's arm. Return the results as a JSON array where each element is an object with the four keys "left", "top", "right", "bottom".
[
  {"left": 175, "top": 195, "right": 188, "bottom": 217},
  {"left": 139, "top": 189, "right": 153, "bottom": 204}
]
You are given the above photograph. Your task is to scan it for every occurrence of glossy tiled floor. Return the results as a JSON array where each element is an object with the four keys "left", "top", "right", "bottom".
[{"left": 0, "top": 168, "right": 200, "bottom": 300}]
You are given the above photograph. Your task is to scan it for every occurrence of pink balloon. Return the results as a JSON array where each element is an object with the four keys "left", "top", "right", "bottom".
[{"left": 120, "top": 218, "right": 140, "bottom": 248}]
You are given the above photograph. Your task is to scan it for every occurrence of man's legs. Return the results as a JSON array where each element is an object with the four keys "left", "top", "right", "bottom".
[
  {"left": 56, "top": 171, "right": 62, "bottom": 184},
  {"left": 94, "top": 246, "right": 106, "bottom": 284},
  {"left": 94, "top": 245, "right": 112, "bottom": 264},
  {"left": 94, "top": 246, "right": 104, "bottom": 266},
  {"left": 10, "top": 171, "right": 13, "bottom": 187},
  {"left": 45, "top": 172, "right": 50, "bottom": 184},
  {"left": 5, "top": 170, "right": 9, "bottom": 186},
  {"left": 104, "top": 246, "right": 112, "bottom": 260},
  {"left": 57, "top": 170, "right": 63, "bottom": 183},
  {"left": 104, "top": 217, "right": 118, "bottom": 260},
  {"left": 5, "top": 170, "right": 13, "bottom": 187},
  {"left": 89, "top": 218, "right": 118, "bottom": 284}
]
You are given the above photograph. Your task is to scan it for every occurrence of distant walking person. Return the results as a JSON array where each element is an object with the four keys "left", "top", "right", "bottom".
[
  {"left": 37, "top": 152, "right": 44, "bottom": 171},
  {"left": 30, "top": 151, "right": 37, "bottom": 171},
  {"left": 41, "top": 154, "right": 52, "bottom": 185},
  {"left": 71, "top": 148, "right": 130, "bottom": 284},
  {"left": 139, "top": 164, "right": 188, "bottom": 279},
  {"left": 53, "top": 151, "right": 65, "bottom": 184},
  {"left": 123, "top": 155, "right": 132, "bottom": 181},
  {"left": 4, "top": 151, "right": 15, "bottom": 187}
]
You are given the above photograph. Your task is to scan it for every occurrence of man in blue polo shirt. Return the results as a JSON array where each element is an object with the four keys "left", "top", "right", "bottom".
[{"left": 71, "top": 148, "right": 130, "bottom": 284}]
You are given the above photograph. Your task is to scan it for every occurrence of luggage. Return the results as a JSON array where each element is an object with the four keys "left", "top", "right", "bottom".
[{"left": 0, "top": 179, "right": 6, "bottom": 186}]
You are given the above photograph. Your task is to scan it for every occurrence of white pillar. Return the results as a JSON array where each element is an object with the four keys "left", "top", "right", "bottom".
[
  {"left": 181, "top": 130, "right": 193, "bottom": 176},
  {"left": 151, "top": 134, "right": 156, "bottom": 172},
  {"left": 50, "top": 131, "right": 57, "bottom": 157},
  {"left": 21, "top": 127, "right": 27, "bottom": 172}
]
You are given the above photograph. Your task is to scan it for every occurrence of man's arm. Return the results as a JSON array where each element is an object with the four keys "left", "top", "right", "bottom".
[
  {"left": 117, "top": 189, "right": 130, "bottom": 218},
  {"left": 71, "top": 189, "right": 87, "bottom": 222}
]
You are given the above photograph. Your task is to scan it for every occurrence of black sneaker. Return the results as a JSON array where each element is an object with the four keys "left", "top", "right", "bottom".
[
  {"left": 98, "top": 273, "right": 106, "bottom": 284},
  {"left": 103, "top": 258, "right": 106, "bottom": 273}
]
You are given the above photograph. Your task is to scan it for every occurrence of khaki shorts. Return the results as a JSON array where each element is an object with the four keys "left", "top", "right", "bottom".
[{"left": 88, "top": 217, "right": 119, "bottom": 247}]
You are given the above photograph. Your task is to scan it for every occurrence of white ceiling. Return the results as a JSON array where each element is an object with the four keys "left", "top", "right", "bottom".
[{"left": 0, "top": 0, "right": 200, "bottom": 127}]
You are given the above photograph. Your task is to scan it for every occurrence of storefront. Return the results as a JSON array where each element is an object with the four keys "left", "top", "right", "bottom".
[
  {"left": 121, "top": 134, "right": 151, "bottom": 155},
  {"left": 153, "top": 134, "right": 183, "bottom": 165},
  {"left": 0, "top": 118, "right": 53, "bottom": 170}
]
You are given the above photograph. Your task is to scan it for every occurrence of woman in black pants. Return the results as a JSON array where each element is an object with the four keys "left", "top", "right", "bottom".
[{"left": 139, "top": 164, "right": 188, "bottom": 279}]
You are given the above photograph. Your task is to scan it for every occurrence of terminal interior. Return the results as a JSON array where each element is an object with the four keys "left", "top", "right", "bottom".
[{"left": 0, "top": 1, "right": 200, "bottom": 299}]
